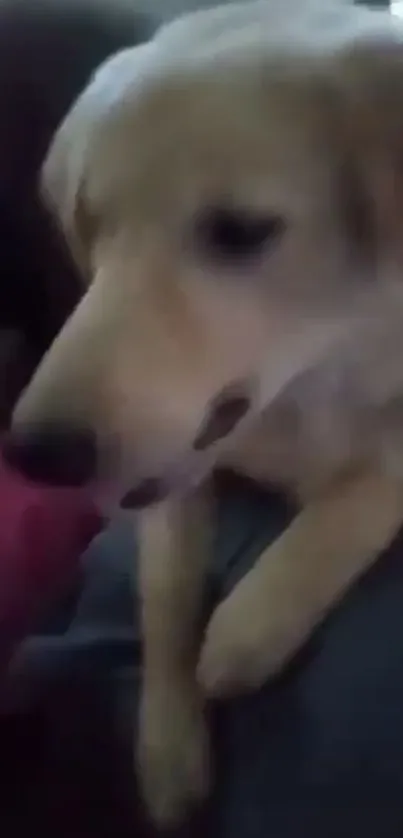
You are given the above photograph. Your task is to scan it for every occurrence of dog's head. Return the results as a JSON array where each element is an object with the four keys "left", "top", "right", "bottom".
[{"left": 8, "top": 1, "right": 403, "bottom": 506}]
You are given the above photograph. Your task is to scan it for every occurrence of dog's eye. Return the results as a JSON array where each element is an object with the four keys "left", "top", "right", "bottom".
[{"left": 193, "top": 207, "right": 285, "bottom": 263}]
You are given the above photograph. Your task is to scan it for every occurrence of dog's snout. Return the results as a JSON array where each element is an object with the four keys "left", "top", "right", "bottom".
[
  {"left": 3, "top": 423, "right": 98, "bottom": 487},
  {"left": 193, "top": 387, "right": 251, "bottom": 451}
]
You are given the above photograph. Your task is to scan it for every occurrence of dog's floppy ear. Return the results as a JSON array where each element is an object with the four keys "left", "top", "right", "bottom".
[
  {"left": 40, "top": 45, "right": 146, "bottom": 276},
  {"left": 41, "top": 91, "right": 96, "bottom": 277},
  {"left": 336, "top": 32, "right": 403, "bottom": 266}
]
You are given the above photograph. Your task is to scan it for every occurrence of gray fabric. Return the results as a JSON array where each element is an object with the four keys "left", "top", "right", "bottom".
[
  {"left": 5, "top": 479, "right": 291, "bottom": 707},
  {"left": 5, "top": 477, "right": 403, "bottom": 838}
]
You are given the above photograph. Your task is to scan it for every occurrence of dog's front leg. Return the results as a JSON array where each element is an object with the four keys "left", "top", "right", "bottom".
[
  {"left": 137, "top": 488, "right": 212, "bottom": 827},
  {"left": 198, "top": 468, "right": 403, "bottom": 698}
]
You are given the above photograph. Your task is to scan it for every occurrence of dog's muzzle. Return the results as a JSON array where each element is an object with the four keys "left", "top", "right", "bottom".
[
  {"left": 4, "top": 383, "right": 253, "bottom": 509},
  {"left": 122, "top": 384, "right": 252, "bottom": 509}
]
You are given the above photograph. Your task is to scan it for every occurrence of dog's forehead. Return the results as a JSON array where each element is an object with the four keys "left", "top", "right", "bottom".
[
  {"left": 85, "top": 51, "right": 332, "bottom": 220},
  {"left": 82, "top": 0, "right": 399, "bottom": 217},
  {"left": 85, "top": 0, "right": 398, "bottom": 141}
]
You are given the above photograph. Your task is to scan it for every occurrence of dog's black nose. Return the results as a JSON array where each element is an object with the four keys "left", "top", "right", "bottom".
[{"left": 3, "top": 424, "right": 97, "bottom": 487}]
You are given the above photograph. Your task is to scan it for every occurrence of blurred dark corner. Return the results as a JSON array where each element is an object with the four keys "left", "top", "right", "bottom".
[
  {"left": 0, "top": 2, "right": 154, "bottom": 836},
  {"left": 0, "top": 0, "right": 153, "bottom": 427}
]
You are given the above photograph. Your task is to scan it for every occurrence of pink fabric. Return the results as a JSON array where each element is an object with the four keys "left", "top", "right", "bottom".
[{"left": 0, "top": 455, "right": 103, "bottom": 673}]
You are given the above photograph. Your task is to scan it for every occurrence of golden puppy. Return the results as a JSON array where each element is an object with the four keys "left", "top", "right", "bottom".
[{"left": 10, "top": 0, "right": 403, "bottom": 826}]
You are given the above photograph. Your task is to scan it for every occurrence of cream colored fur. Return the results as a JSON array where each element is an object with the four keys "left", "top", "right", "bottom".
[{"left": 13, "top": 0, "right": 403, "bottom": 826}]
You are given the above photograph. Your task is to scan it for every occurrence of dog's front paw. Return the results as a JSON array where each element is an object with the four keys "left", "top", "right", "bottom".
[
  {"left": 198, "top": 567, "right": 306, "bottom": 698},
  {"left": 138, "top": 680, "right": 210, "bottom": 828}
]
